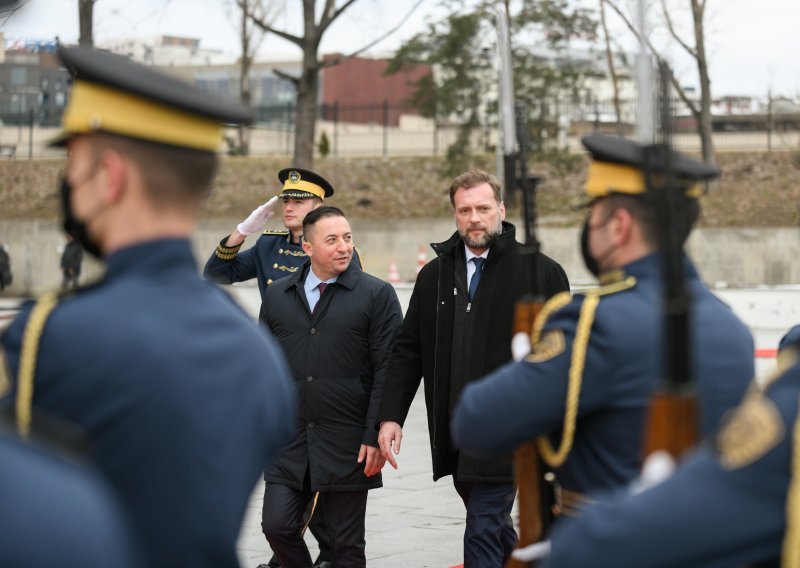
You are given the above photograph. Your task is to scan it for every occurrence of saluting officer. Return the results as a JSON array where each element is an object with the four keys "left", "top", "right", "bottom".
[
  {"left": 0, "top": 46, "right": 295, "bottom": 567},
  {"left": 544, "top": 338, "right": 800, "bottom": 568},
  {"left": 204, "top": 167, "right": 362, "bottom": 325},
  {"left": 451, "top": 135, "right": 755, "bottom": 507}
]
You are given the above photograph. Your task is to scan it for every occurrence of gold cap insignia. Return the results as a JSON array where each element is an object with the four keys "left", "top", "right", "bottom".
[{"left": 289, "top": 170, "right": 301, "bottom": 184}]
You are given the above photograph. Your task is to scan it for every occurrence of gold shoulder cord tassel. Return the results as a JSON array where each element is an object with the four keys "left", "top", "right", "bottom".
[
  {"left": 15, "top": 291, "right": 59, "bottom": 439},
  {"left": 783, "top": 398, "right": 800, "bottom": 568},
  {"left": 537, "top": 292, "right": 600, "bottom": 467}
]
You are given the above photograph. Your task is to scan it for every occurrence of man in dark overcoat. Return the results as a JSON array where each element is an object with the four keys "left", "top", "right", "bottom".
[
  {"left": 260, "top": 206, "right": 403, "bottom": 568},
  {"left": 376, "top": 170, "right": 570, "bottom": 567}
]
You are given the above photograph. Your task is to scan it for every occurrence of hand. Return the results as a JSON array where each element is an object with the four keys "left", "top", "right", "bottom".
[
  {"left": 377, "top": 421, "right": 403, "bottom": 469},
  {"left": 358, "top": 444, "right": 386, "bottom": 477},
  {"left": 236, "top": 196, "right": 279, "bottom": 236}
]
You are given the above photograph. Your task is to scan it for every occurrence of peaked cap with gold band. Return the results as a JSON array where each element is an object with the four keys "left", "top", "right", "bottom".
[
  {"left": 278, "top": 167, "right": 334, "bottom": 200},
  {"left": 582, "top": 134, "right": 719, "bottom": 199},
  {"left": 50, "top": 45, "right": 254, "bottom": 151}
]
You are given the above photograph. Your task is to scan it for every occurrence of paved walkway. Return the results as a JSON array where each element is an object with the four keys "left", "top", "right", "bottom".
[{"left": 236, "top": 386, "right": 468, "bottom": 568}]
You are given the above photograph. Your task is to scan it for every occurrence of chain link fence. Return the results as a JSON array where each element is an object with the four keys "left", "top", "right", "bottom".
[{"left": 3, "top": 98, "right": 798, "bottom": 160}]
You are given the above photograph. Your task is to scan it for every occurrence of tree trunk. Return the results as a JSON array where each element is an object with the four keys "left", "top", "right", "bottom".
[
  {"left": 692, "top": 0, "right": 715, "bottom": 165},
  {"left": 293, "top": 0, "right": 320, "bottom": 169},
  {"left": 78, "top": 0, "right": 94, "bottom": 48},
  {"left": 293, "top": 53, "right": 318, "bottom": 169},
  {"left": 238, "top": 1, "right": 253, "bottom": 156}
]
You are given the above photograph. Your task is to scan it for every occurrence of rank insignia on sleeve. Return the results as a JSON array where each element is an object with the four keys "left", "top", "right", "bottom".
[
  {"left": 526, "top": 329, "right": 566, "bottom": 363},
  {"left": 717, "top": 393, "right": 784, "bottom": 470}
]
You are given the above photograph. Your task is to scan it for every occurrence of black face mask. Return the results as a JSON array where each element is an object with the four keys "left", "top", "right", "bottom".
[
  {"left": 60, "top": 175, "right": 104, "bottom": 259},
  {"left": 580, "top": 211, "right": 618, "bottom": 279},
  {"left": 580, "top": 218, "right": 601, "bottom": 278}
]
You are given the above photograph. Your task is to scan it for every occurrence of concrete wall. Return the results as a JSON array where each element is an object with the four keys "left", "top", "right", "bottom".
[{"left": 0, "top": 218, "right": 798, "bottom": 296}]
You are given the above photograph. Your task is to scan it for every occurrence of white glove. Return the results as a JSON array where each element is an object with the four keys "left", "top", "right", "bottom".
[
  {"left": 511, "top": 332, "right": 532, "bottom": 362},
  {"left": 236, "top": 196, "right": 279, "bottom": 236},
  {"left": 631, "top": 450, "right": 676, "bottom": 494}
]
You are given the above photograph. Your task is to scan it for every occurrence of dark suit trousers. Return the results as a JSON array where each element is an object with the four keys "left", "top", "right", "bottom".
[
  {"left": 453, "top": 477, "right": 517, "bottom": 568},
  {"left": 261, "top": 471, "right": 368, "bottom": 568}
]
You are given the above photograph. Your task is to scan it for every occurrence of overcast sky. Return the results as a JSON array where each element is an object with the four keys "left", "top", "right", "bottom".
[{"left": 2, "top": 0, "right": 798, "bottom": 98}]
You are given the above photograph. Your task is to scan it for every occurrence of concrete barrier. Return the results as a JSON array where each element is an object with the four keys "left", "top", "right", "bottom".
[{"left": 1, "top": 218, "right": 799, "bottom": 296}]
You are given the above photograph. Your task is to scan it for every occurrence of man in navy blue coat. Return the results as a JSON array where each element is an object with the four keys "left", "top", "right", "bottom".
[
  {"left": 452, "top": 135, "right": 754, "bottom": 510},
  {"left": 0, "top": 46, "right": 295, "bottom": 567}
]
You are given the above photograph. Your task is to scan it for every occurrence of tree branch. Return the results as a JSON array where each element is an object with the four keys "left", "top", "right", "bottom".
[
  {"left": 322, "top": 0, "right": 426, "bottom": 68},
  {"left": 604, "top": 0, "right": 699, "bottom": 116},
  {"left": 318, "top": 0, "right": 359, "bottom": 36},
  {"left": 273, "top": 67, "right": 300, "bottom": 87},
  {"left": 249, "top": 10, "right": 303, "bottom": 48},
  {"left": 660, "top": 0, "right": 697, "bottom": 58}
]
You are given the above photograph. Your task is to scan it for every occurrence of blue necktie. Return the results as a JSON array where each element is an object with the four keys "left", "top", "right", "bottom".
[{"left": 468, "top": 257, "right": 485, "bottom": 300}]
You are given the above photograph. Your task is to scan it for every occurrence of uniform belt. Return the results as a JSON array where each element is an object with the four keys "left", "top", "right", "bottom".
[{"left": 559, "top": 488, "right": 594, "bottom": 517}]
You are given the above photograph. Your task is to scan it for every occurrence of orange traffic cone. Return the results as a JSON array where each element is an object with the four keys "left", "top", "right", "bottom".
[
  {"left": 387, "top": 261, "right": 401, "bottom": 284},
  {"left": 416, "top": 245, "right": 427, "bottom": 276}
]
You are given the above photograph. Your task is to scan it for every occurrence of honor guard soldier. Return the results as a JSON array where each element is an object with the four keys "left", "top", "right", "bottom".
[
  {"left": 452, "top": 135, "right": 755, "bottom": 510},
  {"left": 0, "top": 46, "right": 295, "bottom": 567},
  {"left": 544, "top": 337, "right": 800, "bottom": 568},
  {"left": 204, "top": 167, "right": 362, "bottom": 325},
  {"left": 0, "top": 431, "right": 141, "bottom": 567}
]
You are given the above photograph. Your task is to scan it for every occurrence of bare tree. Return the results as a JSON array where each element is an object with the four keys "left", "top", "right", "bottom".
[
  {"left": 249, "top": 0, "right": 358, "bottom": 168},
  {"left": 79, "top": 0, "right": 96, "bottom": 47},
  {"left": 231, "top": 0, "right": 282, "bottom": 155},
  {"left": 605, "top": 0, "right": 716, "bottom": 165}
]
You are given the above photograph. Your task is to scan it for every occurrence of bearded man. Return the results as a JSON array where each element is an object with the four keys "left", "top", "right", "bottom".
[{"left": 375, "top": 170, "right": 569, "bottom": 568}]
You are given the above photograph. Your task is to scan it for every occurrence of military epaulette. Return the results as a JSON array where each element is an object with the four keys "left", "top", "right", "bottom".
[
  {"left": 215, "top": 240, "right": 241, "bottom": 261},
  {"left": 262, "top": 229, "right": 289, "bottom": 236}
]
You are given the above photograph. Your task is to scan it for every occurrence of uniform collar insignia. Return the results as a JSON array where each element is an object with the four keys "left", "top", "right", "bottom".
[{"left": 598, "top": 269, "right": 626, "bottom": 286}]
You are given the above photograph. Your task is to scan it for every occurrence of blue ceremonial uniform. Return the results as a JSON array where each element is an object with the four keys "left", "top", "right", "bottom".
[
  {"left": 203, "top": 230, "right": 362, "bottom": 321},
  {"left": 451, "top": 253, "right": 754, "bottom": 496},
  {"left": 0, "top": 434, "right": 142, "bottom": 567},
  {"left": 543, "top": 340, "right": 800, "bottom": 568},
  {"left": 1, "top": 239, "right": 295, "bottom": 567}
]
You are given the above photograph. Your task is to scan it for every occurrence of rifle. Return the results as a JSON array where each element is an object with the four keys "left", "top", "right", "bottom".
[
  {"left": 504, "top": 103, "right": 554, "bottom": 568},
  {"left": 495, "top": 6, "right": 553, "bottom": 564},
  {"left": 641, "top": 62, "right": 698, "bottom": 460}
]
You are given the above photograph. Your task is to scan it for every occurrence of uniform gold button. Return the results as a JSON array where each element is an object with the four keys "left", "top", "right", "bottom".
[
  {"left": 273, "top": 263, "right": 278, "bottom": 269},
  {"left": 307, "top": 376, "right": 314, "bottom": 382},
  {"left": 279, "top": 248, "right": 283, "bottom": 254},
  {"left": 267, "top": 279, "right": 273, "bottom": 285}
]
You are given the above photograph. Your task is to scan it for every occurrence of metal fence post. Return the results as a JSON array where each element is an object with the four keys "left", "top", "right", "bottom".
[
  {"left": 28, "top": 109, "right": 34, "bottom": 160},
  {"left": 285, "top": 103, "right": 292, "bottom": 155},
  {"left": 333, "top": 101, "right": 339, "bottom": 157},
  {"left": 382, "top": 99, "right": 389, "bottom": 158}
]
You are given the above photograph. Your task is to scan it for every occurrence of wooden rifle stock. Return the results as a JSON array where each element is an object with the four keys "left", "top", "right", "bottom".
[
  {"left": 505, "top": 298, "right": 548, "bottom": 568},
  {"left": 643, "top": 388, "right": 698, "bottom": 460}
]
